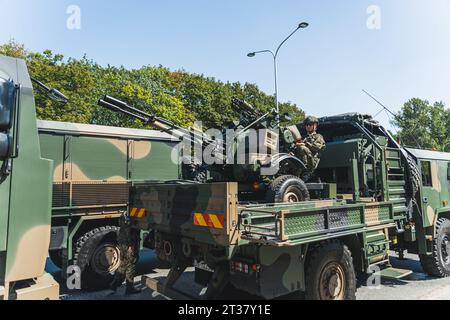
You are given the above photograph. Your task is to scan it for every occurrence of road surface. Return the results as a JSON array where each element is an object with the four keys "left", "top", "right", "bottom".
[{"left": 47, "top": 250, "right": 450, "bottom": 300}]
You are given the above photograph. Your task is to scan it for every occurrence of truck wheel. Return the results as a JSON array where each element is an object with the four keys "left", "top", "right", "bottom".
[
  {"left": 405, "top": 154, "right": 420, "bottom": 200},
  {"left": 420, "top": 218, "right": 450, "bottom": 277},
  {"left": 73, "top": 226, "right": 121, "bottom": 289},
  {"left": 266, "top": 175, "right": 310, "bottom": 203},
  {"left": 305, "top": 240, "right": 356, "bottom": 300}
]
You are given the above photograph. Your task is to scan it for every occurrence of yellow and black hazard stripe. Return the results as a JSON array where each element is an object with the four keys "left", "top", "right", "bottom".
[
  {"left": 130, "top": 208, "right": 147, "bottom": 218},
  {"left": 193, "top": 213, "right": 225, "bottom": 229}
]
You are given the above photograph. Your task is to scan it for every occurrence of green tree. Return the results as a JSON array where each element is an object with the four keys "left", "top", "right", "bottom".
[
  {"left": 0, "top": 40, "right": 26, "bottom": 58},
  {"left": 393, "top": 98, "right": 450, "bottom": 152},
  {"left": 0, "top": 41, "right": 305, "bottom": 130}
]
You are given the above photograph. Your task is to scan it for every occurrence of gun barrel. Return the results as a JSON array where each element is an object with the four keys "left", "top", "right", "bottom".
[
  {"left": 98, "top": 95, "right": 228, "bottom": 159},
  {"left": 232, "top": 98, "right": 261, "bottom": 119},
  {"left": 104, "top": 95, "right": 153, "bottom": 119},
  {"left": 98, "top": 99, "right": 149, "bottom": 123},
  {"left": 101, "top": 95, "right": 185, "bottom": 134}
]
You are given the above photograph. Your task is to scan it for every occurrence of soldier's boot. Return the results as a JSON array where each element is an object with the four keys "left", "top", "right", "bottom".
[{"left": 125, "top": 280, "right": 142, "bottom": 295}]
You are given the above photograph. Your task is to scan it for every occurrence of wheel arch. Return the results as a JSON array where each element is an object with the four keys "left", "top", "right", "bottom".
[
  {"left": 303, "top": 235, "right": 362, "bottom": 274},
  {"left": 435, "top": 208, "right": 450, "bottom": 235},
  {"left": 67, "top": 214, "right": 121, "bottom": 260}
]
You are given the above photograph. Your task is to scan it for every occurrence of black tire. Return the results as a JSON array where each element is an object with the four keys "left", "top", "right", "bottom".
[
  {"left": 405, "top": 154, "right": 421, "bottom": 200},
  {"left": 266, "top": 175, "right": 310, "bottom": 203},
  {"left": 420, "top": 218, "right": 450, "bottom": 278},
  {"left": 49, "top": 250, "right": 63, "bottom": 269},
  {"left": 73, "top": 226, "right": 121, "bottom": 290},
  {"left": 305, "top": 240, "right": 357, "bottom": 300}
]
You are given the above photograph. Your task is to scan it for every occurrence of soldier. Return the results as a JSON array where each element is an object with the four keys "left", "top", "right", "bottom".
[
  {"left": 110, "top": 211, "right": 142, "bottom": 295},
  {"left": 292, "top": 116, "right": 326, "bottom": 179}
]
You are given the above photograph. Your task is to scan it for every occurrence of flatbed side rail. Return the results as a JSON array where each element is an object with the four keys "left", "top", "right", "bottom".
[{"left": 240, "top": 201, "right": 395, "bottom": 245}]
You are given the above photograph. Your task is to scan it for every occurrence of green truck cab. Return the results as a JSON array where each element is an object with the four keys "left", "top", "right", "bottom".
[
  {"left": 0, "top": 55, "right": 59, "bottom": 300},
  {"left": 404, "top": 148, "right": 450, "bottom": 276},
  {"left": 129, "top": 113, "right": 450, "bottom": 300}
]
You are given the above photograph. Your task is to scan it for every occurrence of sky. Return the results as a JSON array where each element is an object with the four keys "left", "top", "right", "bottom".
[{"left": 1, "top": 0, "right": 449, "bottom": 130}]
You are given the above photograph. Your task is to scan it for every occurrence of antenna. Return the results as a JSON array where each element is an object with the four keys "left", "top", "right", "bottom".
[
  {"left": 362, "top": 89, "right": 423, "bottom": 149},
  {"left": 362, "top": 89, "right": 396, "bottom": 117}
]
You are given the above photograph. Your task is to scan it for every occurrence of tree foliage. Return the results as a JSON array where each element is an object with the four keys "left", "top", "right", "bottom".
[
  {"left": 393, "top": 98, "right": 450, "bottom": 152},
  {"left": 0, "top": 40, "right": 305, "bottom": 130}
]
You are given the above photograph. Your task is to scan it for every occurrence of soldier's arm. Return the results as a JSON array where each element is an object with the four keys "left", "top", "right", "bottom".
[{"left": 304, "top": 135, "right": 326, "bottom": 153}]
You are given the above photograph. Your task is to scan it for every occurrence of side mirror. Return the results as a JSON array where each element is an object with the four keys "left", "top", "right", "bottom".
[
  {"left": 447, "top": 164, "right": 450, "bottom": 181},
  {"left": 0, "top": 77, "right": 16, "bottom": 161},
  {"left": 0, "top": 133, "right": 12, "bottom": 160},
  {"left": 0, "top": 77, "right": 16, "bottom": 131}
]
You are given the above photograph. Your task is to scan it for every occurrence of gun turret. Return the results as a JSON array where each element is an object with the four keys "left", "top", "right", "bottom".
[
  {"left": 231, "top": 98, "right": 263, "bottom": 126},
  {"left": 98, "top": 95, "right": 284, "bottom": 170}
]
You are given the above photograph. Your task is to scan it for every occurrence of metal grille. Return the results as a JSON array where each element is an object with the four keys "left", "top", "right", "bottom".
[
  {"left": 284, "top": 212, "right": 326, "bottom": 236},
  {"left": 52, "top": 183, "right": 70, "bottom": 208},
  {"left": 329, "top": 208, "right": 361, "bottom": 229},
  {"left": 365, "top": 205, "right": 391, "bottom": 226},
  {"left": 52, "top": 181, "right": 130, "bottom": 208}
]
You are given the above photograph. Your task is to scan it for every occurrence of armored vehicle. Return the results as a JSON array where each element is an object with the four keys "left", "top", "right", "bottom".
[
  {"left": 127, "top": 113, "right": 450, "bottom": 300},
  {"left": 0, "top": 55, "right": 59, "bottom": 300}
]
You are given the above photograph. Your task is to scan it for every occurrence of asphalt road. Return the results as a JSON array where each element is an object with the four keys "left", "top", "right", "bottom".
[{"left": 47, "top": 250, "right": 450, "bottom": 300}]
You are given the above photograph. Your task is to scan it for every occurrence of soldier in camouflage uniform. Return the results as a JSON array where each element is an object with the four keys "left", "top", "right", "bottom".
[
  {"left": 110, "top": 211, "right": 141, "bottom": 295},
  {"left": 292, "top": 116, "right": 326, "bottom": 177}
]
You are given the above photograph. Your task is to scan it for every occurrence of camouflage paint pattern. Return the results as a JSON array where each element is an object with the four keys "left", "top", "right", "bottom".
[
  {"left": 38, "top": 120, "right": 180, "bottom": 185},
  {"left": 130, "top": 182, "right": 396, "bottom": 247},
  {"left": 130, "top": 182, "right": 239, "bottom": 247},
  {"left": 407, "top": 149, "right": 450, "bottom": 236},
  {"left": 37, "top": 120, "right": 181, "bottom": 269},
  {"left": 0, "top": 55, "right": 59, "bottom": 299},
  {"left": 129, "top": 179, "right": 401, "bottom": 298}
]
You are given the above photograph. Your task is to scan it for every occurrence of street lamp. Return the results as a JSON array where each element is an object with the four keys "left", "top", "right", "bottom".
[{"left": 247, "top": 22, "right": 309, "bottom": 121}]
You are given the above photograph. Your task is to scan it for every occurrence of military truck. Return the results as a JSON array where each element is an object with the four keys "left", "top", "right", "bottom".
[
  {"left": 0, "top": 55, "right": 59, "bottom": 300},
  {"left": 38, "top": 120, "right": 181, "bottom": 288},
  {"left": 128, "top": 113, "right": 450, "bottom": 300}
]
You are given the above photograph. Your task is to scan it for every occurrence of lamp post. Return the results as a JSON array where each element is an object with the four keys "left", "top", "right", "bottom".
[{"left": 248, "top": 22, "right": 309, "bottom": 122}]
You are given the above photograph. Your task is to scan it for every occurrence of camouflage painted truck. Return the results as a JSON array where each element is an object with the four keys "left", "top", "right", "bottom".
[
  {"left": 37, "top": 120, "right": 181, "bottom": 289},
  {"left": 128, "top": 114, "right": 450, "bottom": 300},
  {"left": 0, "top": 55, "right": 59, "bottom": 300}
]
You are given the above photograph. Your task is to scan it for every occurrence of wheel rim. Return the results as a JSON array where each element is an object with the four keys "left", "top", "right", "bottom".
[
  {"left": 283, "top": 187, "right": 303, "bottom": 203},
  {"left": 441, "top": 236, "right": 450, "bottom": 266},
  {"left": 90, "top": 243, "right": 121, "bottom": 276},
  {"left": 319, "top": 262, "right": 346, "bottom": 300}
]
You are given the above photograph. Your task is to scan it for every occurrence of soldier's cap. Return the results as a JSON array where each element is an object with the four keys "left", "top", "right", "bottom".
[{"left": 304, "top": 116, "right": 319, "bottom": 125}]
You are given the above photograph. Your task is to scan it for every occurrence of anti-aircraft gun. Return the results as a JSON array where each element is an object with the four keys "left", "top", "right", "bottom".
[{"left": 98, "top": 96, "right": 313, "bottom": 202}]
